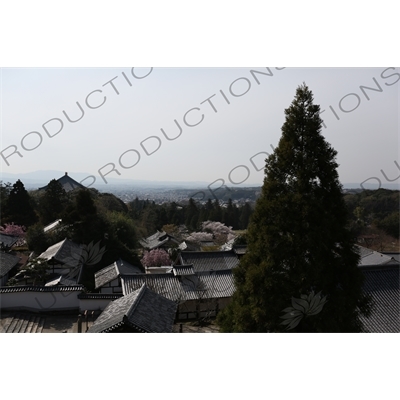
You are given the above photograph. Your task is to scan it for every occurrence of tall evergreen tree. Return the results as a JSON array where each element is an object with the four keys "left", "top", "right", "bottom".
[
  {"left": 239, "top": 202, "right": 252, "bottom": 229},
  {"left": 218, "top": 84, "right": 371, "bottom": 333},
  {"left": 0, "top": 181, "right": 12, "bottom": 225},
  {"left": 63, "top": 189, "right": 106, "bottom": 244},
  {"left": 210, "top": 199, "right": 222, "bottom": 222},
  {"left": 185, "top": 198, "right": 199, "bottom": 230},
  {"left": 6, "top": 180, "right": 37, "bottom": 227},
  {"left": 166, "top": 202, "right": 182, "bottom": 226},
  {"left": 40, "top": 179, "right": 68, "bottom": 224},
  {"left": 223, "top": 198, "right": 236, "bottom": 227}
]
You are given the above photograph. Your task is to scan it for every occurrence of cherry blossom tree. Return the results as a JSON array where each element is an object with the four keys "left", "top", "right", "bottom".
[
  {"left": 185, "top": 231, "right": 213, "bottom": 244},
  {"left": 141, "top": 249, "right": 171, "bottom": 267},
  {"left": 201, "top": 221, "right": 236, "bottom": 244},
  {"left": 0, "top": 223, "right": 26, "bottom": 246}
]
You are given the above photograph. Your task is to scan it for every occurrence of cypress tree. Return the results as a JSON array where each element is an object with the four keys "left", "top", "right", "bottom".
[
  {"left": 40, "top": 179, "right": 68, "bottom": 224},
  {"left": 6, "top": 180, "right": 38, "bottom": 227},
  {"left": 218, "top": 84, "right": 371, "bottom": 333}
]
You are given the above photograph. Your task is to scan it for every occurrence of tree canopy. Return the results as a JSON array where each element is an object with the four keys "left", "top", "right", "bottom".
[
  {"left": 4, "top": 180, "right": 37, "bottom": 227},
  {"left": 217, "top": 84, "right": 371, "bottom": 333}
]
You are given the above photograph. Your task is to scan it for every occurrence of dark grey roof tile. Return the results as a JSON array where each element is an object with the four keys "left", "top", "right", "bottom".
[
  {"left": 360, "top": 266, "right": 399, "bottom": 333},
  {"left": 39, "top": 173, "right": 84, "bottom": 192},
  {"left": 179, "top": 250, "right": 239, "bottom": 273},
  {"left": 0, "top": 285, "right": 83, "bottom": 293},
  {"left": 95, "top": 259, "right": 142, "bottom": 289},
  {"left": 140, "top": 231, "right": 180, "bottom": 250},
  {"left": 356, "top": 245, "right": 399, "bottom": 266},
  {"left": 122, "top": 270, "right": 235, "bottom": 301},
  {"left": 39, "top": 239, "right": 83, "bottom": 267},
  {"left": 173, "top": 265, "right": 195, "bottom": 276},
  {"left": 88, "top": 285, "right": 177, "bottom": 333},
  {"left": 0, "top": 252, "right": 20, "bottom": 277},
  {"left": 0, "top": 234, "right": 19, "bottom": 249},
  {"left": 94, "top": 264, "right": 118, "bottom": 289}
]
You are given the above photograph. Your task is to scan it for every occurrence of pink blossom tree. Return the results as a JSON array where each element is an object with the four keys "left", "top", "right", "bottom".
[
  {"left": 201, "top": 221, "right": 236, "bottom": 244},
  {"left": 141, "top": 248, "right": 171, "bottom": 267},
  {"left": 185, "top": 231, "right": 213, "bottom": 244},
  {"left": 0, "top": 223, "right": 26, "bottom": 246}
]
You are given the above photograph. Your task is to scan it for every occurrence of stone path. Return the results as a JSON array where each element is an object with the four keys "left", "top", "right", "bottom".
[
  {"left": 173, "top": 322, "right": 219, "bottom": 333},
  {"left": 0, "top": 312, "right": 83, "bottom": 333},
  {"left": 0, "top": 313, "right": 46, "bottom": 333}
]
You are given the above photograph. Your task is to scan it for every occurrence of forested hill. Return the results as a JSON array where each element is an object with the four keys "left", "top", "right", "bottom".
[
  {"left": 1, "top": 179, "right": 398, "bottom": 247},
  {"left": 344, "top": 188, "right": 399, "bottom": 243}
]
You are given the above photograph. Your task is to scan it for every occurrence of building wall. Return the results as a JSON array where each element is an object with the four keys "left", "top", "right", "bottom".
[
  {"left": 0, "top": 274, "right": 9, "bottom": 286},
  {"left": 79, "top": 298, "right": 115, "bottom": 312},
  {"left": 177, "top": 297, "right": 231, "bottom": 320},
  {"left": 99, "top": 278, "right": 122, "bottom": 294},
  {"left": 0, "top": 290, "right": 81, "bottom": 311}
]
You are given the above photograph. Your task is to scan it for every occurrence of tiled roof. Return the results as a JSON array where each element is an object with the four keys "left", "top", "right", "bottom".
[
  {"left": 356, "top": 245, "right": 399, "bottom": 266},
  {"left": 125, "top": 285, "right": 177, "bottom": 333},
  {"left": 0, "top": 285, "right": 83, "bottom": 293},
  {"left": 220, "top": 238, "right": 236, "bottom": 251},
  {"left": 179, "top": 271, "right": 236, "bottom": 299},
  {"left": 115, "top": 259, "right": 142, "bottom": 275},
  {"left": 39, "top": 239, "right": 83, "bottom": 267},
  {"left": 360, "top": 266, "right": 399, "bottom": 333},
  {"left": 78, "top": 293, "right": 123, "bottom": 300},
  {"left": 357, "top": 245, "right": 373, "bottom": 259},
  {"left": 122, "top": 273, "right": 183, "bottom": 301},
  {"left": 173, "top": 265, "right": 195, "bottom": 276},
  {"left": 94, "top": 264, "right": 117, "bottom": 289},
  {"left": 197, "top": 270, "right": 235, "bottom": 298},
  {"left": 233, "top": 245, "right": 247, "bottom": 255},
  {"left": 180, "top": 275, "right": 207, "bottom": 297},
  {"left": 145, "top": 266, "right": 173, "bottom": 274},
  {"left": 94, "top": 259, "right": 142, "bottom": 289},
  {"left": 87, "top": 291, "right": 138, "bottom": 332},
  {"left": 0, "top": 252, "right": 20, "bottom": 277},
  {"left": 382, "top": 252, "right": 400, "bottom": 263},
  {"left": 39, "top": 173, "right": 84, "bottom": 192},
  {"left": 179, "top": 250, "right": 239, "bottom": 273},
  {"left": 43, "top": 219, "right": 62, "bottom": 233},
  {"left": 0, "top": 233, "right": 19, "bottom": 249},
  {"left": 178, "top": 242, "right": 188, "bottom": 251},
  {"left": 56, "top": 174, "right": 85, "bottom": 192},
  {"left": 140, "top": 231, "right": 179, "bottom": 250},
  {"left": 122, "top": 270, "right": 235, "bottom": 301},
  {"left": 45, "top": 275, "right": 79, "bottom": 287},
  {"left": 88, "top": 284, "right": 177, "bottom": 333}
]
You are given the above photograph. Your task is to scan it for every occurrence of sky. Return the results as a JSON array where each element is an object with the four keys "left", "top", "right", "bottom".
[
  {"left": 1, "top": 67, "right": 399, "bottom": 189},
  {"left": 1, "top": 2, "right": 399, "bottom": 396}
]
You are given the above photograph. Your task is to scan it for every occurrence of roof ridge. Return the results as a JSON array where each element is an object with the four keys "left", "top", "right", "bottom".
[
  {"left": 0, "top": 285, "right": 83, "bottom": 293},
  {"left": 52, "top": 238, "right": 69, "bottom": 260},
  {"left": 114, "top": 260, "right": 120, "bottom": 275},
  {"left": 174, "top": 263, "right": 194, "bottom": 268},
  {"left": 126, "top": 284, "right": 147, "bottom": 318},
  {"left": 94, "top": 263, "right": 114, "bottom": 277}
]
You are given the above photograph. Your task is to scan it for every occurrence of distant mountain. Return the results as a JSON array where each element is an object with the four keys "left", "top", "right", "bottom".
[
  {"left": 0, "top": 170, "right": 213, "bottom": 190},
  {"left": 342, "top": 182, "right": 400, "bottom": 190},
  {"left": 1, "top": 170, "right": 398, "bottom": 191}
]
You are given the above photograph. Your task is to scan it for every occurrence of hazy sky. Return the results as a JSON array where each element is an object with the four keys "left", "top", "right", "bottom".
[{"left": 1, "top": 67, "right": 399, "bottom": 188}]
